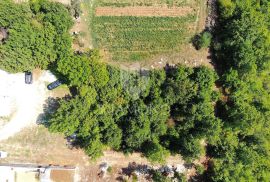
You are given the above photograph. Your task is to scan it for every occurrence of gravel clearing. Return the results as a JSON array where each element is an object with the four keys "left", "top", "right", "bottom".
[{"left": 0, "top": 70, "right": 56, "bottom": 141}]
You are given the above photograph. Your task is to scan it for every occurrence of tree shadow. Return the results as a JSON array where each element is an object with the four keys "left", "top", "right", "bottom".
[{"left": 36, "top": 96, "right": 70, "bottom": 126}]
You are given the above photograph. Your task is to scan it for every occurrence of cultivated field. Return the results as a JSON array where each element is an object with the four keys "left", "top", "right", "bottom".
[
  {"left": 92, "top": 15, "right": 196, "bottom": 62},
  {"left": 91, "top": 0, "right": 209, "bottom": 65}
]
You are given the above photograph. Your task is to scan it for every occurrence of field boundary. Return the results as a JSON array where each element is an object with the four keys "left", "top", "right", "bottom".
[{"left": 95, "top": 6, "right": 195, "bottom": 17}]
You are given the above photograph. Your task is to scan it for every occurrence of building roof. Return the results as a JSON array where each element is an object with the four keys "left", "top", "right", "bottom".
[{"left": 0, "top": 164, "right": 75, "bottom": 182}]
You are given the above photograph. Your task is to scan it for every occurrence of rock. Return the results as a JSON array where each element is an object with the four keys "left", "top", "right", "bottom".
[
  {"left": 175, "top": 164, "right": 186, "bottom": 174},
  {"left": 100, "top": 162, "right": 109, "bottom": 172}
]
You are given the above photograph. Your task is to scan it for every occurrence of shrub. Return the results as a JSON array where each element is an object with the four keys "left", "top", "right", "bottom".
[{"left": 193, "top": 31, "right": 212, "bottom": 50}]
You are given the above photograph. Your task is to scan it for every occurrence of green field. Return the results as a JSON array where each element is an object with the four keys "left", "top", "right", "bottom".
[{"left": 92, "top": 15, "right": 196, "bottom": 62}]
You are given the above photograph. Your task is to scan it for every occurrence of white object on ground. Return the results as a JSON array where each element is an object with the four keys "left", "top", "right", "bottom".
[
  {"left": 0, "top": 70, "right": 56, "bottom": 141},
  {"left": 175, "top": 164, "right": 186, "bottom": 173},
  {"left": 100, "top": 162, "right": 108, "bottom": 172},
  {"left": 0, "top": 151, "right": 8, "bottom": 158}
]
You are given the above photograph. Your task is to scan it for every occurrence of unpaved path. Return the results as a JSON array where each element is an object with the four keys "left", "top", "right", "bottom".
[
  {"left": 0, "top": 70, "right": 56, "bottom": 141},
  {"left": 95, "top": 6, "right": 195, "bottom": 17},
  {"left": 71, "top": 2, "right": 93, "bottom": 51}
]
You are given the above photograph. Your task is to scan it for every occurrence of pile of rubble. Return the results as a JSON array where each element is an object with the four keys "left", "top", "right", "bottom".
[{"left": 98, "top": 161, "right": 189, "bottom": 181}]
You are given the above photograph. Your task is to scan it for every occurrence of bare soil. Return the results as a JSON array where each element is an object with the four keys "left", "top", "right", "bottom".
[
  {"left": 95, "top": 6, "right": 195, "bottom": 17},
  {"left": 0, "top": 126, "right": 184, "bottom": 181},
  {"left": 105, "top": 43, "right": 212, "bottom": 71},
  {"left": 52, "top": 0, "right": 71, "bottom": 5},
  {"left": 50, "top": 169, "right": 75, "bottom": 182}
]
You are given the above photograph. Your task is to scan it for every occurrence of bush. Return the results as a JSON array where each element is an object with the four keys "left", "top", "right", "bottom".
[
  {"left": 107, "top": 166, "right": 112, "bottom": 173},
  {"left": 218, "top": 0, "right": 235, "bottom": 18},
  {"left": 193, "top": 31, "right": 212, "bottom": 50}
]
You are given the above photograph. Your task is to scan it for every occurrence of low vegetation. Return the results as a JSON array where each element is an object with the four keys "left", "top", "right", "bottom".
[
  {"left": 193, "top": 31, "right": 212, "bottom": 50},
  {"left": 92, "top": 15, "right": 196, "bottom": 62}
]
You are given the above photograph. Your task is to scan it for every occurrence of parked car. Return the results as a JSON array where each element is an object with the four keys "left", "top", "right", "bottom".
[
  {"left": 25, "top": 71, "right": 33, "bottom": 84},
  {"left": 47, "top": 80, "right": 62, "bottom": 90},
  {"left": 0, "top": 151, "right": 7, "bottom": 158}
]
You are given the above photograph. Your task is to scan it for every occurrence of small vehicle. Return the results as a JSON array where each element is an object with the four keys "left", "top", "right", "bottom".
[
  {"left": 47, "top": 80, "right": 62, "bottom": 90},
  {"left": 25, "top": 71, "right": 33, "bottom": 84},
  {"left": 0, "top": 151, "right": 7, "bottom": 158}
]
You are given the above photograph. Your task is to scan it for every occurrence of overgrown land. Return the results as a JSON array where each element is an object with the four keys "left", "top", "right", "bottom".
[{"left": 0, "top": 0, "right": 269, "bottom": 181}]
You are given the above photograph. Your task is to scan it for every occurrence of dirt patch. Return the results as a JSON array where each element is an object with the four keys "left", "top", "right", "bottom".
[
  {"left": 104, "top": 43, "right": 212, "bottom": 70},
  {"left": 50, "top": 169, "right": 75, "bottom": 182},
  {"left": 52, "top": 0, "right": 71, "bottom": 5},
  {"left": 0, "top": 126, "right": 89, "bottom": 166},
  {"left": 0, "top": 125, "right": 185, "bottom": 181},
  {"left": 196, "top": 0, "right": 208, "bottom": 33},
  {"left": 95, "top": 6, "right": 195, "bottom": 17},
  {"left": 0, "top": 70, "right": 57, "bottom": 141}
]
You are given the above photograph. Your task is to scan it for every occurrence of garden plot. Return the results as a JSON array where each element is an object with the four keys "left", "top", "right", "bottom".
[
  {"left": 95, "top": 6, "right": 195, "bottom": 17},
  {"left": 91, "top": 0, "right": 205, "bottom": 63},
  {"left": 92, "top": 15, "right": 196, "bottom": 62}
]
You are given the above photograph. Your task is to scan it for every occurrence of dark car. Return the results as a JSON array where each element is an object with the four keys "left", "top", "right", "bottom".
[
  {"left": 47, "top": 80, "right": 62, "bottom": 90},
  {"left": 25, "top": 72, "right": 33, "bottom": 84}
]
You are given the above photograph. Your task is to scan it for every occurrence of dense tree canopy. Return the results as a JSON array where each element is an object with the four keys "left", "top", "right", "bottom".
[
  {"left": 49, "top": 50, "right": 220, "bottom": 161},
  {"left": 207, "top": 0, "right": 270, "bottom": 181},
  {"left": 0, "top": 0, "right": 73, "bottom": 72}
]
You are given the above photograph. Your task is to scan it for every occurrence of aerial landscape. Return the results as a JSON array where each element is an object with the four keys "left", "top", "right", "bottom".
[{"left": 0, "top": 0, "right": 269, "bottom": 181}]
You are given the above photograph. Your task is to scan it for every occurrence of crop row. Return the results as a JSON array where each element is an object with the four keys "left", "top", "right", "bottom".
[{"left": 92, "top": 15, "right": 196, "bottom": 61}]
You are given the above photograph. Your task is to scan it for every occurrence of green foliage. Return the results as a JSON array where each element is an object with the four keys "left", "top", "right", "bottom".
[
  {"left": 218, "top": 0, "right": 235, "bottom": 18},
  {"left": 208, "top": 0, "right": 270, "bottom": 181},
  {"left": 50, "top": 58, "right": 219, "bottom": 162},
  {"left": 195, "top": 165, "right": 205, "bottom": 175},
  {"left": 0, "top": 0, "right": 73, "bottom": 73},
  {"left": 92, "top": 15, "right": 196, "bottom": 61},
  {"left": 143, "top": 140, "right": 170, "bottom": 164},
  {"left": 107, "top": 166, "right": 112, "bottom": 173},
  {"left": 151, "top": 170, "right": 171, "bottom": 182},
  {"left": 193, "top": 31, "right": 212, "bottom": 50}
]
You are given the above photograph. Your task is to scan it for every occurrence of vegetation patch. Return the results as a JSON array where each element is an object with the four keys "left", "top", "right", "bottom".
[{"left": 92, "top": 15, "right": 196, "bottom": 62}]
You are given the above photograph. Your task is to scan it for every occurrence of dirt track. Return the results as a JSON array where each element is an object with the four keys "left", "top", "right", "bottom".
[{"left": 96, "top": 6, "right": 195, "bottom": 17}]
